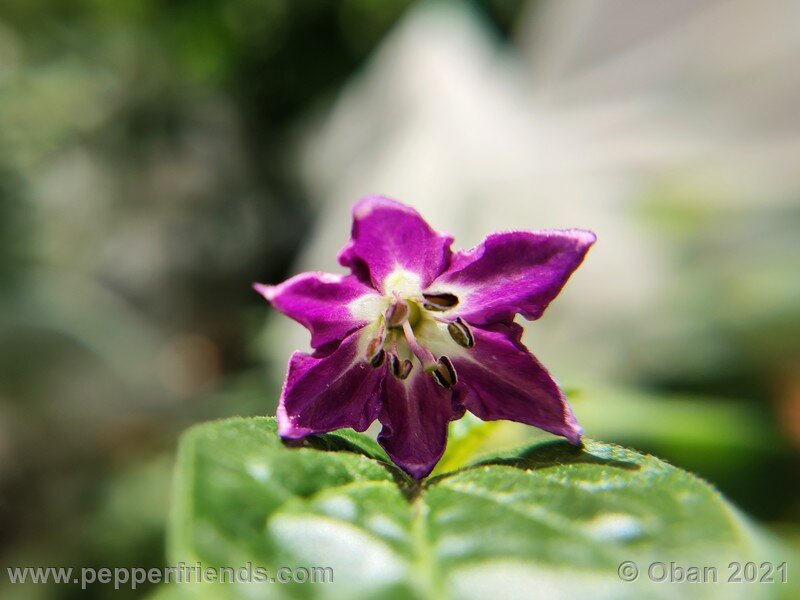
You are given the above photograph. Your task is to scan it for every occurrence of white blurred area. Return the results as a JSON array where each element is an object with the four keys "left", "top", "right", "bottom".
[{"left": 271, "top": 0, "right": 800, "bottom": 388}]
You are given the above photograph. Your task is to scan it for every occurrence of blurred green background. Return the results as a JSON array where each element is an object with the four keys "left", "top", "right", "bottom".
[{"left": 1, "top": 1, "right": 798, "bottom": 597}]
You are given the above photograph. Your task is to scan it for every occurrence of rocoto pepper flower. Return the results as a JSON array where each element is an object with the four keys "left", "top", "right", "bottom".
[{"left": 255, "top": 197, "right": 595, "bottom": 478}]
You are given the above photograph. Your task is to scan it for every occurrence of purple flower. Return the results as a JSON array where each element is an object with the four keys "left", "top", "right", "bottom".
[{"left": 255, "top": 197, "right": 595, "bottom": 479}]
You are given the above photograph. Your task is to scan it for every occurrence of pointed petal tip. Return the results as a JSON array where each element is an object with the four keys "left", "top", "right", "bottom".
[
  {"left": 562, "top": 409, "right": 583, "bottom": 445},
  {"left": 276, "top": 404, "right": 314, "bottom": 439},
  {"left": 574, "top": 229, "right": 597, "bottom": 247},
  {"left": 530, "top": 228, "right": 596, "bottom": 251},
  {"left": 352, "top": 194, "right": 408, "bottom": 219},
  {"left": 559, "top": 387, "right": 584, "bottom": 445},
  {"left": 566, "top": 427, "right": 583, "bottom": 446},
  {"left": 405, "top": 463, "right": 436, "bottom": 480},
  {"left": 381, "top": 448, "right": 437, "bottom": 479},
  {"left": 252, "top": 282, "right": 275, "bottom": 301}
]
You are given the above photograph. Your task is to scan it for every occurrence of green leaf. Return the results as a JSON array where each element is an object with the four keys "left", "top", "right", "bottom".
[{"left": 167, "top": 417, "right": 785, "bottom": 599}]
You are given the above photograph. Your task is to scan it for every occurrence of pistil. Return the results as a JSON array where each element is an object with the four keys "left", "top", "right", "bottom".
[{"left": 401, "top": 320, "right": 438, "bottom": 371}]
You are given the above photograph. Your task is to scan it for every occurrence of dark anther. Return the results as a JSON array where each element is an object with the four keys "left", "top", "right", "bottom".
[
  {"left": 369, "top": 348, "right": 386, "bottom": 368},
  {"left": 431, "top": 356, "right": 457, "bottom": 388},
  {"left": 447, "top": 317, "right": 475, "bottom": 348},
  {"left": 422, "top": 292, "right": 459, "bottom": 311},
  {"left": 366, "top": 336, "right": 384, "bottom": 361},
  {"left": 390, "top": 354, "right": 413, "bottom": 380},
  {"left": 385, "top": 299, "right": 410, "bottom": 327},
  {"left": 400, "top": 360, "right": 413, "bottom": 379}
]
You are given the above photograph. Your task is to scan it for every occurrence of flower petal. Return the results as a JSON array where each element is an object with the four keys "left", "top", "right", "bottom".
[
  {"left": 338, "top": 196, "right": 454, "bottom": 292},
  {"left": 428, "top": 230, "right": 595, "bottom": 325},
  {"left": 254, "top": 272, "right": 381, "bottom": 351},
  {"left": 451, "top": 323, "right": 582, "bottom": 443},
  {"left": 278, "top": 329, "right": 384, "bottom": 438},
  {"left": 377, "top": 368, "right": 465, "bottom": 479}
]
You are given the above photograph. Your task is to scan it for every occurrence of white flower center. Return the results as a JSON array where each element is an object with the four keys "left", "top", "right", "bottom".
[
  {"left": 382, "top": 268, "right": 423, "bottom": 298},
  {"left": 354, "top": 268, "right": 473, "bottom": 387}
]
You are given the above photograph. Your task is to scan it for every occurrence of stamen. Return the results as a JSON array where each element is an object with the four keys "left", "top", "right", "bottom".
[
  {"left": 365, "top": 323, "right": 386, "bottom": 364},
  {"left": 369, "top": 348, "right": 386, "bottom": 368},
  {"left": 447, "top": 317, "right": 475, "bottom": 348},
  {"left": 366, "top": 336, "right": 384, "bottom": 361},
  {"left": 399, "top": 359, "right": 413, "bottom": 379},
  {"left": 385, "top": 296, "right": 410, "bottom": 328},
  {"left": 431, "top": 356, "right": 457, "bottom": 388},
  {"left": 390, "top": 353, "right": 413, "bottom": 380},
  {"left": 422, "top": 292, "right": 459, "bottom": 311}
]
